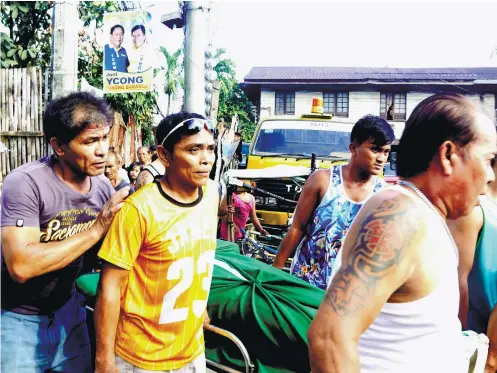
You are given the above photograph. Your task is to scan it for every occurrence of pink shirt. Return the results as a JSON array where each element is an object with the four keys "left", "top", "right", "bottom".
[{"left": 220, "top": 193, "right": 255, "bottom": 240}]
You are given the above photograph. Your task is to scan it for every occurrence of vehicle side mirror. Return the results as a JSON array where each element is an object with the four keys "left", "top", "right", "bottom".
[{"left": 390, "top": 152, "right": 397, "bottom": 170}]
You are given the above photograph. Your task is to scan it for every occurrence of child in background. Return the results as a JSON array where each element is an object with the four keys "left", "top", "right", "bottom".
[
  {"left": 127, "top": 162, "right": 141, "bottom": 188},
  {"left": 220, "top": 185, "right": 269, "bottom": 241}
]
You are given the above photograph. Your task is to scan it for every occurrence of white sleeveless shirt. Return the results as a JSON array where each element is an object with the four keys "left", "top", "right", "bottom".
[{"left": 329, "top": 186, "right": 464, "bottom": 373}]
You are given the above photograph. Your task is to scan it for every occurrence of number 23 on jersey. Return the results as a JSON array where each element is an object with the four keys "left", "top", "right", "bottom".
[{"left": 159, "top": 250, "right": 215, "bottom": 324}]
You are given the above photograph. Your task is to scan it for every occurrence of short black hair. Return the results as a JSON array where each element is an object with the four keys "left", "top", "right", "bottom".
[
  {"left": 110, "top": 24, "right": 124, "bottom": 35},
  {"left": 396, "top": 93, "right": 488, "bottom": 178},
  {"left": 149, "top": 144, "right": 157, "bottom": 152},
  {"left": 235, "top": 132, "right": 242, "bottom": 137},
  {"left": 350, "top": 114, "right": 395, "bottom": 146},
  {"left": 43, "top": 92, "right": 112, "bottom": 144},
  {"left": 156, "top": 112, "right": 206, "bottom": 153},
  {"left": 131, "top": 24, "right": 146, "bottom": 35}
]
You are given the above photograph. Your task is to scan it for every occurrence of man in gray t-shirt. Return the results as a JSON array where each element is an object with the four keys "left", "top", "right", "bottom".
[{"left": 1, "top": 92, "right": 129, "bottom": 373}]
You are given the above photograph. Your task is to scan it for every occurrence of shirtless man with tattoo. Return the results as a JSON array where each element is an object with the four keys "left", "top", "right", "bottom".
[
  {"left": 134, "top": 157, "right": 165, "bottom": 191},
  {"left": 308, "top": 93, "right": 497, "bottom": 373}
]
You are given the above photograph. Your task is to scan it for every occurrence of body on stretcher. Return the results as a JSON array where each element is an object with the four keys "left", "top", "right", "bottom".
[{"left": 76, "top": 239, "right": 488, "bottom": 373}]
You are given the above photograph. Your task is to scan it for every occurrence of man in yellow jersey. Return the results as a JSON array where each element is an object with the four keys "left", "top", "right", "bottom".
[{"left": 94, "top": 112, "right": 219, "bottom": 373}]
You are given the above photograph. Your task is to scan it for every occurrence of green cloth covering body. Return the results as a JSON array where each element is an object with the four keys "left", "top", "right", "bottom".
[{"left": 75, "top": 240, "right": 325, "bottom": 373}]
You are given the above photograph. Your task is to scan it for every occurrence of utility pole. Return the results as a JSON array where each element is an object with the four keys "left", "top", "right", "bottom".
[
  {"left": 51, "top": 1, "right": 79, "bottom": 98},
  {"left": 183, "top": 1, "right": 209, "bottom": 114}
]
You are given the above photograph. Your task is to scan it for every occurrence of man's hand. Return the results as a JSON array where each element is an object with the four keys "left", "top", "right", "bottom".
[
  {"left": 92, "top": 187, "right": 130, "bottom": 238},
  {"left": 260, "top": 228, "right": 269, "bottom": 236},
  {"left": 94, "top": 355, "right": 119, "bottom": 373}
]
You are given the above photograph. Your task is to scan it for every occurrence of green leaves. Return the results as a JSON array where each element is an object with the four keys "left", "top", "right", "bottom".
[
  {"left": 158, "top": 46, "right": 183, "bottom": 115},
  {"left": 11, "top": 5, "right": 18, "bottom": 19},
  {"left": 0, "top": 1, "right": 53, "bottom": 68},
  {"left": 213, "top": 49, "right": 256, "bottom": 142},
  {"left": 17, "top": 4, "right": 29, "bottom": 13},
  {"left": 77, "top": 1, "right": 159, "bottom": 146}
]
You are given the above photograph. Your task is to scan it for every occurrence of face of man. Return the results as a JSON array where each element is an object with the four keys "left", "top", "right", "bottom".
[
  {"left": 131, "top": 28, "right": 146, "bottom": 48},
  {"left": 104, "top": 153, "right": 120, "bottom": 183},
  {"left": 137, "top": 147, "right": 151, "bottom": 165},
  {"left": 160, "top": 129, "right": 215, "bottom": 189},
  {"left": 446, "top": 113, "right": 497, "bottom": 219},
  {"left": 60, "top": 125, "right": 110, "bottom": 177},
  {"left": 110, "top": 27, "right": 124, "bottom": 49},
  {"left": 351, "top": 138, "right": 391, "bottom": 176},
  {"left": 234, "top": 134, "right": 241, "bottom": 142}
]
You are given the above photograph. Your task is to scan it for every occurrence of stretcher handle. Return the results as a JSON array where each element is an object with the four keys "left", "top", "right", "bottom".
[{"left": 204, "top": 323, "right": 255, "bottom": 373}]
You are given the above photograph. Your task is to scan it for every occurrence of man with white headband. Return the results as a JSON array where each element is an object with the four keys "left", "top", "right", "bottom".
[{"left": 94, "top": 112, "right": 220, "bottom": 373}]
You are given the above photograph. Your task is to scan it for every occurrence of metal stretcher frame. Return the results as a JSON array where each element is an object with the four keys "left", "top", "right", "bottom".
[
  {"left": 204, "top": 324, "right": 255, "bottom": 373},
  {"left": 85, "top": 306, "right": 255, "bottom": 373}
]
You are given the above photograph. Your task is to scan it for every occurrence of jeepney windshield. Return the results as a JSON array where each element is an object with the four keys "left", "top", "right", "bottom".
[{"left": 252, "top": 119, "right": 352, "bottom": 158}]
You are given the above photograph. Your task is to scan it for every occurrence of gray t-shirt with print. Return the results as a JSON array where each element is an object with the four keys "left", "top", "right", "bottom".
[{"left": 1, "top": 155, "right": 114, "bottom": 314}]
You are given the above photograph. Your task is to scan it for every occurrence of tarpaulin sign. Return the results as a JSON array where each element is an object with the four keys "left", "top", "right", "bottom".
[{"left": 103, "top": 10, "right": 154, "bottom": 93}]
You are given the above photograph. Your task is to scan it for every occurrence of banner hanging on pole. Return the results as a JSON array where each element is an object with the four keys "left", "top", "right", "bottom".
[{"left": 103, "top": 10, "right": 155, "bottom": 93}]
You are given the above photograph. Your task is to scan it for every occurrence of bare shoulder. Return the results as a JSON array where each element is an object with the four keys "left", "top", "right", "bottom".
[
  {"left": 325, "top": 189, "right": 424, "bottom": 316},
  {"left": 358, "top": 188, "right": 424, "bottom": 225},
  {"left": 134, "top": 170, "right": 154, "bottom": 191},
  {"left": 305, "top": 169, "right": 331, "bottom": 191}
]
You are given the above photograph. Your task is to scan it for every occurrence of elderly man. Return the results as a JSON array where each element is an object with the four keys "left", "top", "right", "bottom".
[
  {"left": 1, "top": 92, "right": 129, "bottom": 372},
  {"left": 137, "top": 145, "right": 151, "bottom": 169},
  {"left": 104, "top": 24, "right": 129, "bottom": 72},
  {"left": 308, "top": 93, "right": 497, "bottom": 372},
  {"left": 104, "top": 150, "right": 134, "bottom": 193}
]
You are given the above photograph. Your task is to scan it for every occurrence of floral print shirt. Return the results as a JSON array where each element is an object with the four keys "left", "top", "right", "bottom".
[{"left": 290, "top": 165, "right": 385, "bottom": 289}]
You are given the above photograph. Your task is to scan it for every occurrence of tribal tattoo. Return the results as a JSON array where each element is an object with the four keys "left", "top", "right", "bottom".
[{"left": 324, "top": 196, "right": 421, "bottom": 316}]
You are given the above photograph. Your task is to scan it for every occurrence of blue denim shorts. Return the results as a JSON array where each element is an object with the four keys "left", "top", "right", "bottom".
[{"left": 1, "top": 292, "right": 91, "bottom": 373}]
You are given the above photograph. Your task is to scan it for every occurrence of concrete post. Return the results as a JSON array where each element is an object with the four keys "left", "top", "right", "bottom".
[
  {"left": 183, "top": 1, "right": 209, "bottom": 115},
  {"left": 51, "top": 1, "right": 79, "bottom": 98}
]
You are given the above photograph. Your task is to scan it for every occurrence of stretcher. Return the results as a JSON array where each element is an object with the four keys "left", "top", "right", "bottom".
[{"left": 76, "top": 239, "right": 324, "bottom": 373}]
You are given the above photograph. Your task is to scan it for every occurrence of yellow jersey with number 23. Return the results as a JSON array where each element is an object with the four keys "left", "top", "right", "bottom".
[{"left": 98, "top": 179, "right": 219, "bottom": 371}]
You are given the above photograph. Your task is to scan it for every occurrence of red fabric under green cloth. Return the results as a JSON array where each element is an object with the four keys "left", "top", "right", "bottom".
[{"left": 76, "top": 239, "right": 325, "bottom": 373}]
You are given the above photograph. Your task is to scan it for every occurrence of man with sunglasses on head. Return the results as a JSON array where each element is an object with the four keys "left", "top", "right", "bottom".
[{"left": 94, "top": 112, "right": 219, "bottom": 373}]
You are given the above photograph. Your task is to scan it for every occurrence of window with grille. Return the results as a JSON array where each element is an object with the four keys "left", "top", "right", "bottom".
[
  {"left": 275, "top": 92, "right": 295, "bottom": 115},
  {"left": 323, "top": 92, "right": 349, "bottom": 117},
  {"left": 380, "top": 93, "right": 406, "bottom": 121}
]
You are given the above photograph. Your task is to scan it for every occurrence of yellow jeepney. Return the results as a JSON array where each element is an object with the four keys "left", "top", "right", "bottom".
[{"left": 246, "top": 101, "right": 357, "bottom": 231}]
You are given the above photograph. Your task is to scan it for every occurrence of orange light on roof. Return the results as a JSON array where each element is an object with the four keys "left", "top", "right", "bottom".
[{"left": 311, "top": 98, "right": 323, "bottom": 114}]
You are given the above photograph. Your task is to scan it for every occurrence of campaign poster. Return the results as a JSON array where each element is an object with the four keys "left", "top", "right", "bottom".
[{"left": 103, "top": 10, "right": 154, "bottom": 93}]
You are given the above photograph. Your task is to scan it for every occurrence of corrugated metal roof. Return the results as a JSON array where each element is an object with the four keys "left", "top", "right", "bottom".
[{"left": 243, "top": 67, "right": 497, "bottom": 82}]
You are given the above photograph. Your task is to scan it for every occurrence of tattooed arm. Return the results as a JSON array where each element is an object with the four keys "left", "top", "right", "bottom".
[
  {"left": 308, "top": 190, "right": 423, "bottom": 373},
  {"left": 134, "top": 169, "right": 154, "bottom": 191}
]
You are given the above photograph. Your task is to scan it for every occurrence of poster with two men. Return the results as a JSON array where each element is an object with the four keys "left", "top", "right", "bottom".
[{"left": 103, "top": 10, "right": 155, "bottom": 93}]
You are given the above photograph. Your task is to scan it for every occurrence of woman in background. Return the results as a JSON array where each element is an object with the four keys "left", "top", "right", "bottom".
[
  {"left": 220, "top": 185, "right": 268, "bottom": 241},
  {"left": 127, "top": 162, "right": 141, "bottom": 188}
]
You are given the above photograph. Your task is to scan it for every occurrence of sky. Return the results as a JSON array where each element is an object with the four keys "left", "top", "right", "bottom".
[{"left": 145, "top": 0, "right": 497, "bottom": 81}]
